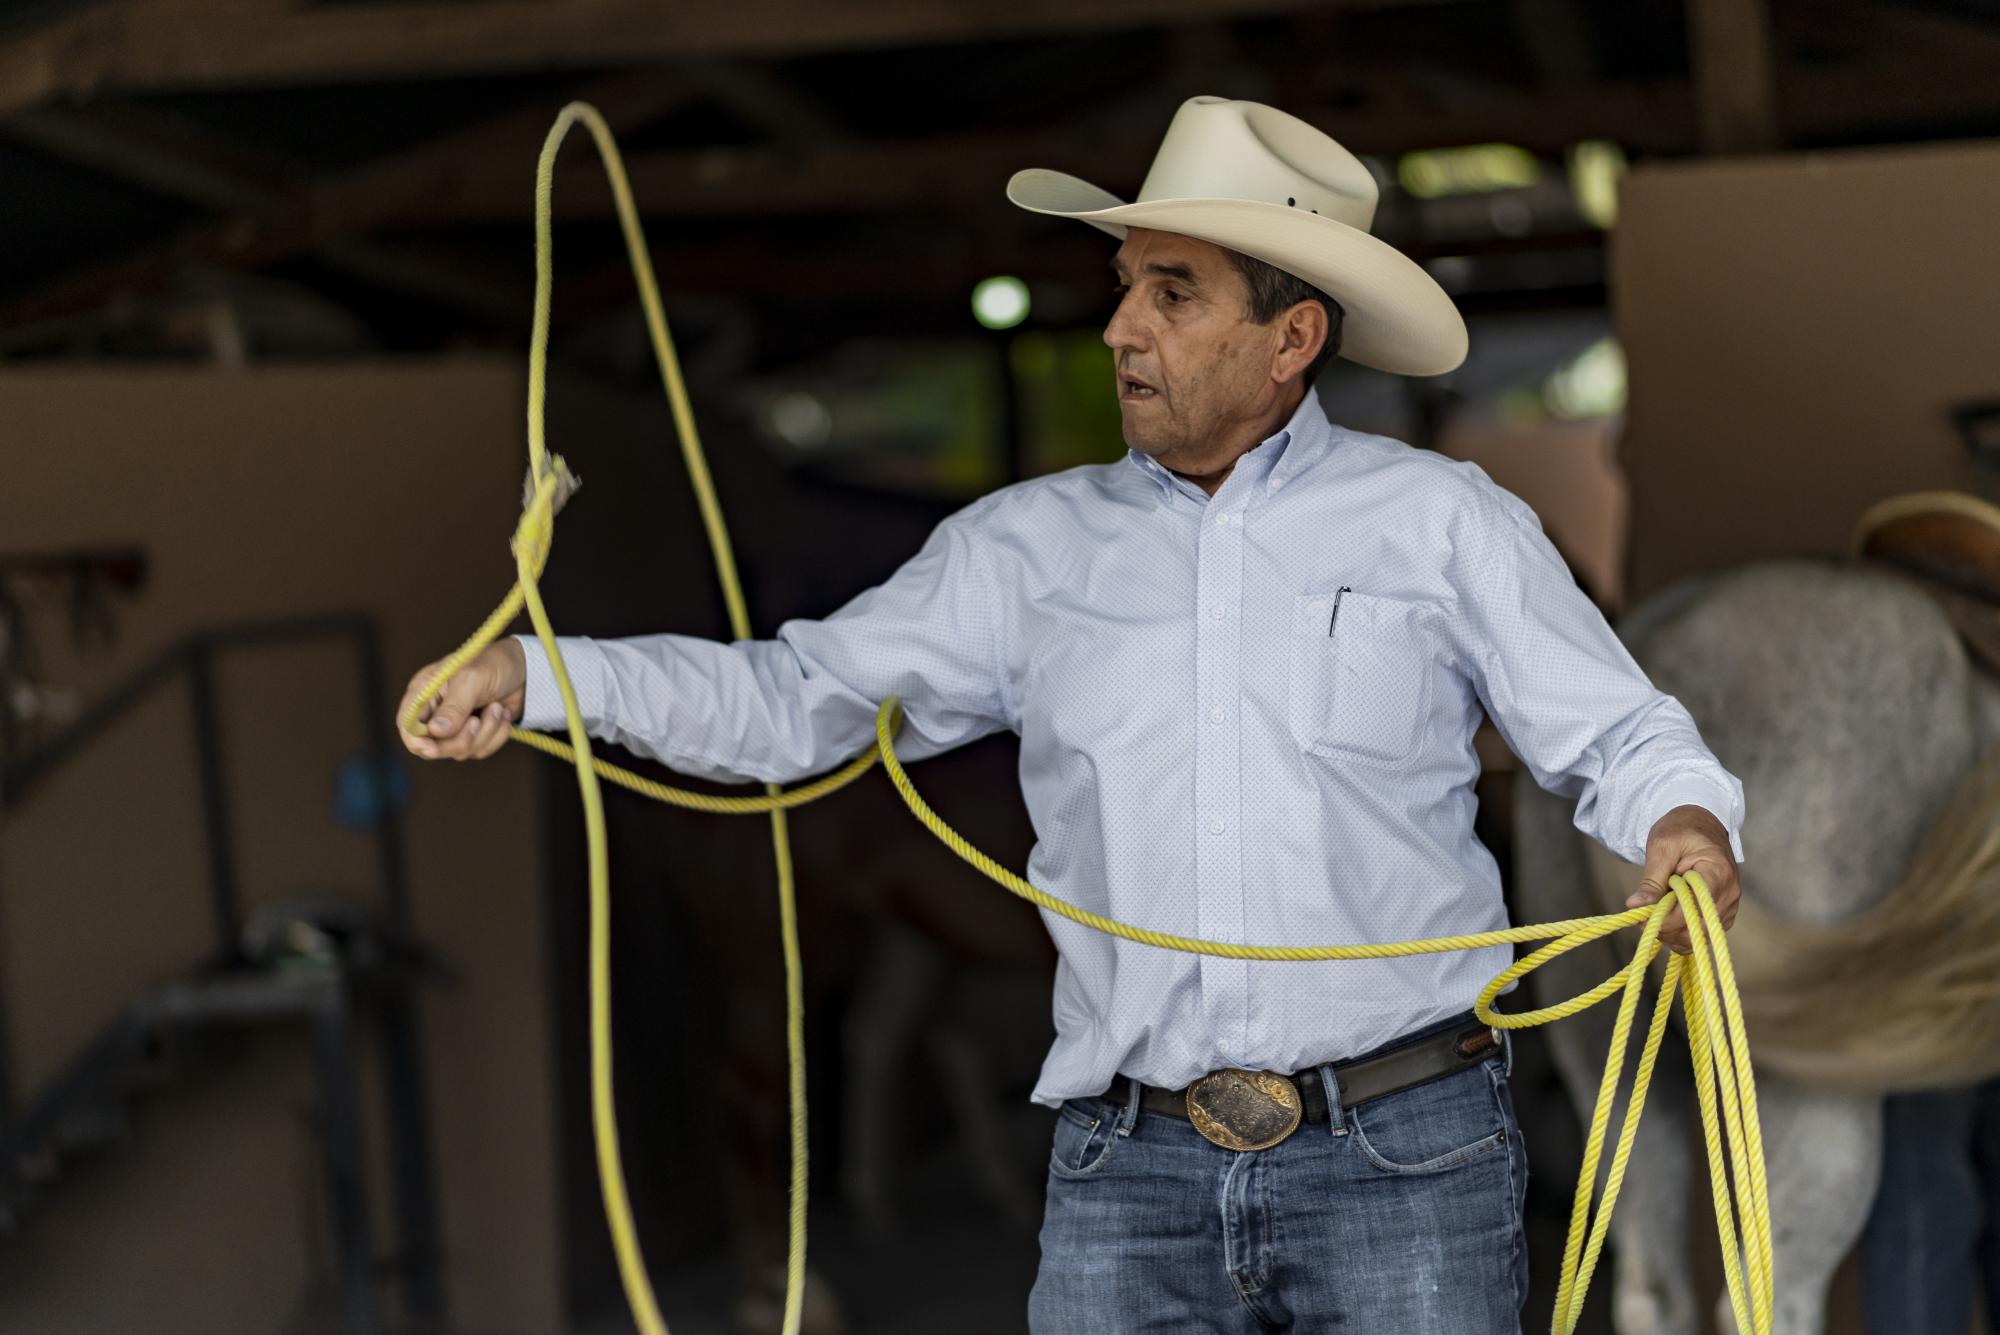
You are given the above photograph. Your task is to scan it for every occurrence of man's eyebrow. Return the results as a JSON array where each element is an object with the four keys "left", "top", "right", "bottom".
[{"left": 1108, "top": 258, "right": 1203, "bottom": 288}]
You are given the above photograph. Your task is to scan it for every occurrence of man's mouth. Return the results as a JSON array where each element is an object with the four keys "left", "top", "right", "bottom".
[{"left": 1119, "top": 373, "right": 1159, "bottom": 402}]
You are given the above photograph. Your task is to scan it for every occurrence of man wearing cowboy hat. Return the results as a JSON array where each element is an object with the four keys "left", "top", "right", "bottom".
[{"left": 399, "top": 96, "right": 1745, "bottom": 1332}]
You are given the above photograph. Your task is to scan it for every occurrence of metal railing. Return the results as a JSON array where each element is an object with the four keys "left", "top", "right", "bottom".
[{"left": 0, "top": 614, "right": 444, "bottom": 1333}]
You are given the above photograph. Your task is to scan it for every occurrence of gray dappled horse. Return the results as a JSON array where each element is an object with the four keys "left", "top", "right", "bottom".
[{"left": 1514, "top": 558, "right": 2000, "bottom": 1334}]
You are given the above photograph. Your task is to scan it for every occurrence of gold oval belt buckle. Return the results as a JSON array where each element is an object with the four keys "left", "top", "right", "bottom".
[{"left": 1186, "top": 1068, "right": 1303, "bottom": 1151}]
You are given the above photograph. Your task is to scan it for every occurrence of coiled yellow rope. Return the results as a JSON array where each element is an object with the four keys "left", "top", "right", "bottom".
[{"left": 400, "top": 102, "right": 1771, "bottom": 1335}]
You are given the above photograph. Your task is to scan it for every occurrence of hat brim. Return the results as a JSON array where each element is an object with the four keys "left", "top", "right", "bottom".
[{"left": 1007, "top": 168, "right": 1467, "bottom": 377}]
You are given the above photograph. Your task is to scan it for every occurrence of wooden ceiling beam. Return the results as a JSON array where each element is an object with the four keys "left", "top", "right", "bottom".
[
  {"left": 5, "top": 101, "right": 300, "bottom": 214},
  {"left": 3, "top": 99, "right": 534, "bottom": 323},
  {"left": 1857, "top": 6, "right": 2000, "bottom": 83},
  {"left": 305, "top": 47, "right": 2000, "bottom": 230},
  {"left": 1686, "top": 0, "right": 1779, "bottom": 153},
  {"left": 0, "top": 72, "right": 1671, "bottom": 326},
  {"left": 307, "top": 84, "right": 1707, "bottom": 227},
  {"left": 7, "top": 43, "right": 2000, "bottom": 329},
  {"left": 1507, "top": 0, "right": 1597, "bottom": 88},
  {"left": 0, "top": 70, "right": 696, "bottom": 326},
  {"left": 0, "top": 0, "right": 1445, "bottom": 114}
]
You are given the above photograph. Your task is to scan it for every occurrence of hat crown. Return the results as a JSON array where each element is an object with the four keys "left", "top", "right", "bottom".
[{"left": 1134, "top": 97, "right": 1378, "bottom": 233}]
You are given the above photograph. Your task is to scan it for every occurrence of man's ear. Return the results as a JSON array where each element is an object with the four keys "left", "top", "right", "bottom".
[{"left": 1275, "top": 300, "right": 1327, "bottom": 384}]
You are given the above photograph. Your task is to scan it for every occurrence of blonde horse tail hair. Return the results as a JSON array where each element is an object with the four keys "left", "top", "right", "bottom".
[{"left": 1598, "top": 744, "right": 2000, "bottom": 1093}]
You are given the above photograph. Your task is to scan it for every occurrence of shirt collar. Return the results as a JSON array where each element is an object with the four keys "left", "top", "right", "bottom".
[{"left": 1122, "top": 383, "right": 1335, "bottom": 505}]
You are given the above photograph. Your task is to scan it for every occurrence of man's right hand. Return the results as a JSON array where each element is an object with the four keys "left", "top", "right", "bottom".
[{"left": 396, "top": 639, "right": 528, "bottom": 761}]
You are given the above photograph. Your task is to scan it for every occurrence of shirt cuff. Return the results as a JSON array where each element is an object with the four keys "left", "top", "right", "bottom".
[
  {"left": 1639, "top": 772, "right": 1748, "bottom": 865},
  {"left": 513, "top": 634, "right": 608, "bottom": 733}
]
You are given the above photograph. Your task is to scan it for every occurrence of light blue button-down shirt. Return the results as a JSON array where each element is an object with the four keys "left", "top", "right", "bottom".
[{"left": 518, "top": 384, "right": 1746, "bottom": 1107}]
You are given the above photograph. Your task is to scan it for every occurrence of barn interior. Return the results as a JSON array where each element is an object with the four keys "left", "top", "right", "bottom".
[{"left": 2, "top": 2, "right": 1999, "bottom": 1334}]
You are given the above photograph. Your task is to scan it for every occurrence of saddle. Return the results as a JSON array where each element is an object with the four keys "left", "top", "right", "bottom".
[{"left": 1854, "top": 491, "right": 2000, "bottom": 676}]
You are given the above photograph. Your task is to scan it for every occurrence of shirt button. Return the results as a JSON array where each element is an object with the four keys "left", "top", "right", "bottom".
[
  {"left": 1207, "top": 816, "right": 1226, "bottom": 835},
  {"left": 1208, "top": 603, "right": 1225, "bottom": 621},
  {"left": 1209, "top": 706, "right": 1226, "bottom": 724}
]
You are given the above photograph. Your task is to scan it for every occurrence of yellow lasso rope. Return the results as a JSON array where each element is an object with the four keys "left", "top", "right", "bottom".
[{"left": 401, "top": 101, "right": 1772, "bottom": 1335}]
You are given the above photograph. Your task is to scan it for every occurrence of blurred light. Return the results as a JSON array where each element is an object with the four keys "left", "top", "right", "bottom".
[
  {"left": 1568, "top": 140, "right": 1627, "bottom": 229},
  {"left": 1397, "top": 144, "right": 1540, "bottom": 199},
  {"left": 1424, "top": 255, "right": 1476, "bottom": 293},
  {"left": 972, "top": 275, "right": 1031, "bottom": 330},
  {"left": 1544, "top": 337, "right": 1626, "bottom": 419},
  {"left": 1486, "top": 196, "right": 1535, "bottom": 237},
  {"left": 769, "top": 391, "right": 832, "bottom": 448}
]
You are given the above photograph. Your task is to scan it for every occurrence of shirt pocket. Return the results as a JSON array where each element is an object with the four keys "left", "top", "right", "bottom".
[{"left": 1287, "top": 590, "right": 1438, "bottom": 766}]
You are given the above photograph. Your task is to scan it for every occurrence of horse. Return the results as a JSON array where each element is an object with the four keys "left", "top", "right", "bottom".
[{"left": 1513, "top": 555, "right": 2000, "bottom": 1334}]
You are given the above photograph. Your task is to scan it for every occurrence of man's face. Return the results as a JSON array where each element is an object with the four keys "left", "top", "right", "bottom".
[{"left": 1104, "top": 228, "right": 1294, "bottom": 478}]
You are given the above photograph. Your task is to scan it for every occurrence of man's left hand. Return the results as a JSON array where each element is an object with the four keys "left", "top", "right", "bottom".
[{"left": 1627, "top": 804, "right": 1740, "bottom": 955}]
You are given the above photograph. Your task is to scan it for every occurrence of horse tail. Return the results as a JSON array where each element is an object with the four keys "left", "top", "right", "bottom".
[{"left": 1718, "top": 742, "right": 2000, "bottom": 1093}]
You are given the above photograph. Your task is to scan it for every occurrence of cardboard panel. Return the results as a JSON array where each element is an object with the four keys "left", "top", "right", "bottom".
[{"left": 1614, "top": 139, "right": 2000, "bottom": 601}]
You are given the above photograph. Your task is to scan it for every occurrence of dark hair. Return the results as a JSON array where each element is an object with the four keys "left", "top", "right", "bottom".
[{"left": 1224, "top": 250, "right": 1345, "bottom": 387}]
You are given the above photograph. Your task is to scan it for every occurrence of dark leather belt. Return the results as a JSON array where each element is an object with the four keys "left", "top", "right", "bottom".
[{"left": 1106, "top": 1018, "right": 1503, "bottom": 1151}]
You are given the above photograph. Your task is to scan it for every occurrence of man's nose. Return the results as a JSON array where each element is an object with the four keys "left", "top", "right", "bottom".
[{"left": 1102, "top": 290, "right": 1147, "bottom": 352}]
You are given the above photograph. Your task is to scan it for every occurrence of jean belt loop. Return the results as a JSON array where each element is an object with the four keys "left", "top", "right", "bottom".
[
  {"left": 1116, "top": 1074, "right": 1143, "bottom": 1136},
  {"left": 1316, "top": 1063, "right": 1347, "bottom": 1136},
  {"left": 1503, "top": 1027, "right": 1515, "bottom": 1078}
]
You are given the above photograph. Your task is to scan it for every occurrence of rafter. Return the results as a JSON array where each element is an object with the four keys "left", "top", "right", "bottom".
[
  {"left": 1686, "top": 0, "right": 1779, "bottom": 153},
  {"left": 6, "top": 37, "right": 2000, "bottom": 328},
  {"left": 0, "top": 74, "right": 1687, "bottom": 327},
  {"left": 1507, "top": 0, "right": 1597, "bottom": 87},
  {"left": 0, "top": 0, "right": 1446, "bottom": 114},
  {"left": 0, "top": 70, "right": 698, "bottom": 326}
]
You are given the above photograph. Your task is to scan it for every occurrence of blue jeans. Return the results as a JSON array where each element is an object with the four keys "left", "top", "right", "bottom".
[
  {"left": 1029, "top": 1014, "right": 1529, "bottom": 1333},
  {"left": 1861, "top": 1078, "right": 2000, "bottom": 1334}
]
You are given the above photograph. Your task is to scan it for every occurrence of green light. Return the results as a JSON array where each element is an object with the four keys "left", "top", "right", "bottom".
[
  {"left": 1544, "top": 337, "right": 1627, "bottom": 420},
  {"left": 1568, "top": 140, "right": 1627, "bottom": 229},
  {"left": 972, "top": 276, "right": 1030, "bottom": 330},
  {"left": 1396, "top": 144, "right": 1540, "bottom": 199}
]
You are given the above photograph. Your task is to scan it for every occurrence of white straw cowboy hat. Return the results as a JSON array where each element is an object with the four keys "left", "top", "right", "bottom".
[{"left": 1007, "top": 96, "right": 1468, "bottom": 377}]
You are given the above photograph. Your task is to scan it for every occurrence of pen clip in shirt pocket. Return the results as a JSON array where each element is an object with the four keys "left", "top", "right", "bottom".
[{"left": 1288, "top": 590, "right": 1437, "bottom": 766}]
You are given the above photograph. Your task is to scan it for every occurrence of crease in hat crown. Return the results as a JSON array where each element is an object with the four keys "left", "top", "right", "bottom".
[{"left": 1132, "top": 96, "right": 1380, "bottom": 232}]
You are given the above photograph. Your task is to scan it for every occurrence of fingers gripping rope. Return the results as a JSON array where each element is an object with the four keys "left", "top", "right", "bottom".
[{"left": 405, "top": 102, "right": 1774, "bottom": 1335}]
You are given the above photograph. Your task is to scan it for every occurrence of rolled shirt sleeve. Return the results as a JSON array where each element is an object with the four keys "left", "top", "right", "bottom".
[
  {"left": 1448, "top": 487, "right": 1747, "bottom": 866},
  {"left": 514, "top": 502, "right": 1014, "bottom": 785}
]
